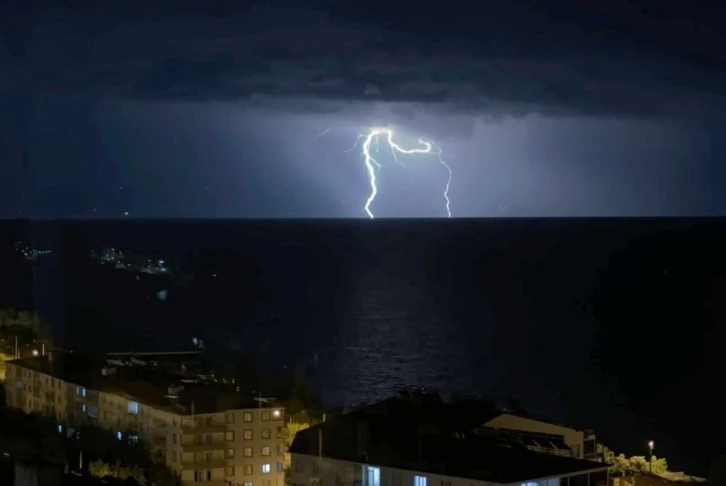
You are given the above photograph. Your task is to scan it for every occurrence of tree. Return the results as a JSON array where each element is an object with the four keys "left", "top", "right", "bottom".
[
  {"left": 607, "top": 454, "right": 668, "bottom": 476},
  {"left": 647, "top": 456, "right": 668, "bottom": 475},
  {"left": 117, "top": 465, "right": 147, "bottom": 485},
  {"left": 89, "top": 459, "right": 113, "bottom": 478},
  {"left": 67, "top": 425, "right": 179, "bottom": 485},
  {"left": 608, "top": 454, "right": 632, "bottom": 477},
  {"left": 628, "top": 456, "right": 650, "bottom": 474},
  {"left": 281, "top": 421, "right": 311, "bottom": 450},
  {"left": 88, "top": 459, "right": 147, "bottom": 485},
  {"left": 0, "top": 307, "right": 51, "bottom": 355}
]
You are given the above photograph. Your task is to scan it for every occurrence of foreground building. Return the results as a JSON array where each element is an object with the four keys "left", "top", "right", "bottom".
[
  {"left": 481, "top": 411, "right": 586, "bottom": 459},
  {"left": 290, "top": 394, "right": 608, "bottom": 486},
  {"left": 5, "top": 351, "right": 286, "bottom": 486}
]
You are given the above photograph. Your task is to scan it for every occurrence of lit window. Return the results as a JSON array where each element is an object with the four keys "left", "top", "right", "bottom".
[
  {"left": 227, "top": 448, "right": 235, "bottom": 458},
  {"left": 364, "top": 466, "right": 380, "bottom": 486},
  {"left": 262, "top": 429, "right": 271, "bottom": 439},
  {"left": 244, "top": 429, "right": 253, "bottom": 440},
  {"left": 262, "top": 411, "right": 270, "bottom": 421},
  {"left": 57, "top": 424, "right": 63, "bottom": 434},
  {"left": 82, "top": 404, "right": 87, "bottom": 413},
  {"left": 243, "top": 412, "right": 253, "bottom": 422},
  {"left": 226, "top": 431, "right": 235, "bottom": 441},
  {"left": 261, "top": 464, "right": 271, "bottom": 474},
  {"left": 262, "top": 446, "right": 271, "bottom": 456},
  {"left": 244, "top": 483, "right": 253, "bottom": 486},
  {"left": 414, "top": 476, "right": 427, "bottom": 486},
  {"left": 116, "top": 431, "right": 123, "bottom": 441},
  {"left": 128, "top": 401, "right": 139, "bottom": 415},
  {"left": 244, "top": 447, "right": 253, "bottom": 457}
]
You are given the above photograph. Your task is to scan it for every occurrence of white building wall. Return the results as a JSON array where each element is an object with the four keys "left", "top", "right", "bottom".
[
  {"left": 484, "top": 414, "right": 585, "bottom": 458},
  {"left": 289, "top": 453, "right": 599, "bottom": 486},
  {"left": 290, "top": 453, "right": 504, "bottom": 486}
]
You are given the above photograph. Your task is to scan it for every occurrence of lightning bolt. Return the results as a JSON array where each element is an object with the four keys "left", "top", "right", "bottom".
[
  {"left": 312, "top": 128, "right": 330, "bottom": 140},
  {"left": 353, "top": 127, "right": 452, "bottom": 219},
  {"left": 430, "top": 140, "right": 452, "bottom": 219}
]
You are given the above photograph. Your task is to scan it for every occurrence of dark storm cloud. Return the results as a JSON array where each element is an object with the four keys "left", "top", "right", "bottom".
[{"left": 3, "top": 1, "right": 725, "bottom": 118}]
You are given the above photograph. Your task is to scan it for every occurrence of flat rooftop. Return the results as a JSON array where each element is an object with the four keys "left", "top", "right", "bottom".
[{"left": 8, "top": 353, "right": 278, "bottom": 415}]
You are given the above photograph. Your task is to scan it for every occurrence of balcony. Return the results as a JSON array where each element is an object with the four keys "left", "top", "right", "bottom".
[
  {"left": 181, "top": 458, "right": 227, "bottom": 470},
  {"left": 149, "top": 435, "right": 167, "bottom": 446},
  {"left": 182, "top": 423, "right": 227, "bottom": 434},
  {"left": 182, "top": 441, "right": 227, "bottom": 452}
]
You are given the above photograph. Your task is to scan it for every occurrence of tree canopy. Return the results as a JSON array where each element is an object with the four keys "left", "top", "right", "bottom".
[
  {"left": 67, "top": 425, "right": 181, "bottom": 486},
  {"left": 281, "top": 421, "right": 311, "bottom": 450},
  {"left": 607, "top": 454, "right": 668, "bottom": 476},
  {"left": 89, "top": 459, "right": 147, "bottom": 485},
  {"left": 0, "top": 307, "right": 51, "bottom": 355}
]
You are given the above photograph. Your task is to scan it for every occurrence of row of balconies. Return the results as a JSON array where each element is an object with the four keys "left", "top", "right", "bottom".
[{"left": 181, "top": 458, "right": 227, "bottom": 470}]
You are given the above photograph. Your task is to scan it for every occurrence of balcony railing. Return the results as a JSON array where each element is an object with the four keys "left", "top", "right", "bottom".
[
  {"left": 181, "top": 458, "right": 227, "bottom": 470},
  {"left": 181, "top": 423, "right": 227, "bottom": 434},
  {"left": 182, "top": 441, "right": 227, "bottom": 452}
]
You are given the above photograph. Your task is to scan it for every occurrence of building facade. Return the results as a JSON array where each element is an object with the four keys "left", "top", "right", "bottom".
[
  {"left": 483, "top": 413, "right": 586, "bottom": 458},
  {"left": 5, "top": 358, "right": 286, "bottom": 486},
  {"left": 287, "top": 395, "right": 609, "bottom": 486},
  {"left": 289, "top": 453, "right": 603, "bottom": 486}
]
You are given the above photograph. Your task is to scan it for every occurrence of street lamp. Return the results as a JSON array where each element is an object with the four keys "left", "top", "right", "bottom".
[{"left": 648, "top": 441, "right": 654, "bottom": 473}]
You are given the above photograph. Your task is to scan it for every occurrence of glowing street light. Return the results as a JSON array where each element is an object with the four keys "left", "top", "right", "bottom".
[
  {"left": 31, "top": 350, "right": 39, "bottom": 356},
  {"left": 648, "top": 440, "right": 655, "bottom": 472}
]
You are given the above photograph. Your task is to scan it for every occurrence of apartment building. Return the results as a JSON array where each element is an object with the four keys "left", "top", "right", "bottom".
[
  {"left": 359, "top": 390, "right": 589, "bottom": 460},
  {"left": 482, "top": 413, "right": 586, "bottom": 458},
  {"left": 288, "top": 396, "right": 608, "bottom": 486},
  {"left": 4, "top": 352, "right": 286, "bottom": 486}
]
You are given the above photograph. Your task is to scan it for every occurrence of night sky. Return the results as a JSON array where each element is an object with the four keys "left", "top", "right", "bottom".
[{"left": 2, "top": 0, "right": 726, "bottom": 218}]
